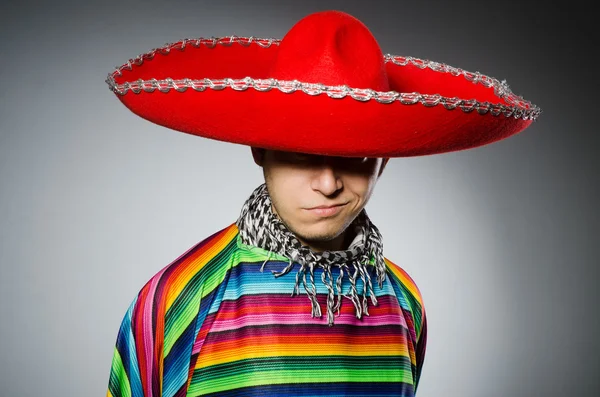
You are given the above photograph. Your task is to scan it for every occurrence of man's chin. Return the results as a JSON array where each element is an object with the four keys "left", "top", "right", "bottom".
[{"left": 295, "top": 224, "right": 345, "bottom": 243}]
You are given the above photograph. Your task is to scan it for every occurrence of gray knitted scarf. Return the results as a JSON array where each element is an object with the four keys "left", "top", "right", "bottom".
[{"left": 236, "top": 183, "right": 387, "bottom": 326}]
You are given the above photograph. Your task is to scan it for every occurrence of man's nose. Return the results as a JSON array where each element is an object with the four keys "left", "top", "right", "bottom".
[{"left": 310, "top": 161, "right": 343, "bottom": 196}]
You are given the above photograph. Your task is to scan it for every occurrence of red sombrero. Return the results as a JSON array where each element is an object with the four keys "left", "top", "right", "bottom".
[{"left": 106, "top": 10, "right": 540, "bottom": 157}]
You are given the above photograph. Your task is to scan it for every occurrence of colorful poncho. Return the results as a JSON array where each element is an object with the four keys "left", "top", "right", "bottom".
[{"left": 106, "top": 223, "right": 427, "bottom": 396}]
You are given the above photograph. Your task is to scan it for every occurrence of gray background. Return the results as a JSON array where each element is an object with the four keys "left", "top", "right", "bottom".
[{"left": 1, "top": 0, "right": 597, "bottom": 396}]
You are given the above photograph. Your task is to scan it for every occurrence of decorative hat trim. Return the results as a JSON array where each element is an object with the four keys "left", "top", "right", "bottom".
[{"left": 106, "top": 36, "right": 540, "bottom": 121}]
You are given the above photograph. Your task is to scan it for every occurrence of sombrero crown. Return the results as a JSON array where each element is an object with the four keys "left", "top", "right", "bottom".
[{"left": 106, "top": 10, "right": 540, "bottom": 157}]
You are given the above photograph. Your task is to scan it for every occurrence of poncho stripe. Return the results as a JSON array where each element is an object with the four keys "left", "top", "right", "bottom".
[{"left": 107, "top": 223, "right": 426, "bottom": 397}]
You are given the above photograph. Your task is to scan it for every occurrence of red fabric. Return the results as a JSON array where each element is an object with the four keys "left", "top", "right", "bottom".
[
  {"left": 270, "top": 11, "right": 389, "bottom": 91},
  {"left": 110, "top": 10, "right": 535, "bottom": 157}
]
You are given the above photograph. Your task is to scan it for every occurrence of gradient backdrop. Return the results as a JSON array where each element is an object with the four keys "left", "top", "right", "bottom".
[{"left": 1, "top": 0, "right": 598, "bottom": 396}]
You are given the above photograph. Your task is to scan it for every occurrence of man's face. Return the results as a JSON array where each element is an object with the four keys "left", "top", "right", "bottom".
[{"left": 252, "top": 148, "right": 388, "bottom": 251}]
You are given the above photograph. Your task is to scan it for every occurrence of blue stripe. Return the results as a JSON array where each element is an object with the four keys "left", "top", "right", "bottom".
[
  {"left": 219, "top": 261, "right": 396, "bottom": 303},
  {"left": 115, "top": 296, "right": 144, "bottom": 397},
  {"left": 199, "top": 381, "right": 415, "bottom": 396}
]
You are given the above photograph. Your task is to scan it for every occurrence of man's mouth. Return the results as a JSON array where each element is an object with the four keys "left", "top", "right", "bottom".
[{"left": 305, "top": 203, "right": 347, "bottom": 217}]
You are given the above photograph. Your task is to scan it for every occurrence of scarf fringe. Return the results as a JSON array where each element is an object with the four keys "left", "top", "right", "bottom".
[{"left": 237, "top": 183, "right": 386, "bottom": 326}]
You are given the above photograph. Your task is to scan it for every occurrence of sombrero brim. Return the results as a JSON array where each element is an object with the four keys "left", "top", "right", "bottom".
[{"left": 106, "top": 36, "right": 540, "bottom": 157}]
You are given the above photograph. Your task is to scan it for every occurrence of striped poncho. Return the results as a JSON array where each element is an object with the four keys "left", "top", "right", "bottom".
[{"left": 106, "top": 223, "right": 427, "bottom": 396}]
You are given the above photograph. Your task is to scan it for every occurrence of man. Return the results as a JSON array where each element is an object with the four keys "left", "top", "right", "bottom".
[{"left": 105, "top": 9, "right": 539, "bottom": 397}]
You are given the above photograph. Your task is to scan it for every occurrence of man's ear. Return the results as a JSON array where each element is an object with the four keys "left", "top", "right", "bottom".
[
  {"left": 378, "top": 158, "right": 390, "bottom": 177},
  {"left": 251, "top": 147, "right": 265, "bottom": 166}
]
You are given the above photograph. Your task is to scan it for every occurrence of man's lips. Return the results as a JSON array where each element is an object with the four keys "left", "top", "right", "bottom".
[
  {"left": 304, "top": 203, "right": 347, "bottom": 217},
  {"left": 310, "top": 204, "right": 344, "bottom": 209}
]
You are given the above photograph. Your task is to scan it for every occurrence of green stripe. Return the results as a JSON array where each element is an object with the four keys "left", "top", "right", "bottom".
[
  {"left": 108, "top": 347, "right": 131, "bottom": 397},
  {"left": 189, "top": 368, "right": 413, "bottom": 395},
  {"left": 234, "top": 235, "right": 291, "bottom": 263}
]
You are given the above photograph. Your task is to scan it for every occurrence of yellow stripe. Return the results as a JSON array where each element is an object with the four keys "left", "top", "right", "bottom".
[{"left": 165, "top": 225, "right": 238, "bottom": 310}]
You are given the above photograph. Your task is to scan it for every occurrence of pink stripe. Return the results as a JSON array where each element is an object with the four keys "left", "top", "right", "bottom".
[
  {"left": 209, "top": 313, "right": 405, "bottom": 332},
  {"left": 142, "top": 266, "right": 169, "bottom": 397},
  {"left": 216, "top": 294, "right": 400, "bottom": 312},
  {"left": 206, "top": 323, "right": 405, "bottom": 345}
]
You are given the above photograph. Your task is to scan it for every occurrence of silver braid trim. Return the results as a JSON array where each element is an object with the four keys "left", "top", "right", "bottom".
[{"left": 105, "top": 36, "right": 540, "bottom": 121}]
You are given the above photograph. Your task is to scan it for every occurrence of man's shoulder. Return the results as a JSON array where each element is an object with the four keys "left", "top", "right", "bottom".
[
  {"left": 383, "top": 256, "right": 426, "bottom": 313},
  {"left": 129, "top": 222, "right": 240, "bottom": 306},
  {"left": 383, "top": 257, "right": 427, "bottom": 343},
  {"left": 110, "top": 223, "right": 242, "bottom": 381}
]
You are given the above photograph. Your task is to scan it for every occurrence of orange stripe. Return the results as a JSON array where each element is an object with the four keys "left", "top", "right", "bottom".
[
  {"left": 165, "top": 224, "right": 238, "bottom": 309},
  {"left": 206, "top": 334, "right": 405, "bottom": 349},
  {"left": 385, "top": 258, "right": 424, "bottom": 308},
  {"left": 201, "top": 334, "right": 407, "bottom": 357}
]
